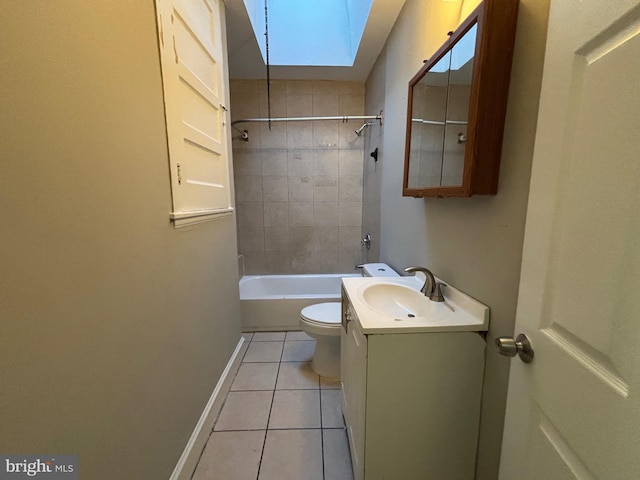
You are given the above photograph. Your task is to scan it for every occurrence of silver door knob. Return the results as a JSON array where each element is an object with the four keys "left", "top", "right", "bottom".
[{"left": 495, "top": 334, "right": 534, "bottom": 363}]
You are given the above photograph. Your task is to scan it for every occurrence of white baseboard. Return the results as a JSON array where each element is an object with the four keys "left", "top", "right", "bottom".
[{"left": 169, "top": 336, "right": 247, "bottom": 480}]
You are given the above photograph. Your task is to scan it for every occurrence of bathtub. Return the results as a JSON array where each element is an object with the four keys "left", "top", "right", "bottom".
[{"left": 239, "top": 273, "right": 360, "bottom": 331}]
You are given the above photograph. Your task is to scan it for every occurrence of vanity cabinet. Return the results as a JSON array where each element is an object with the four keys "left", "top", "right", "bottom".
[
  {"left": 341, "top": 291, "right": 486, "bottom": 480},
  {"left": 403, "top": 0, "right": 519, "bottom": 197},
  {"left": 340, "top": 294, "right": 367, "bottom": 477}
]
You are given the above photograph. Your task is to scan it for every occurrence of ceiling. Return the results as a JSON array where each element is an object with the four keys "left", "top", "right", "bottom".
[{"left": 224, "top": 0, "right": 407, "bottom": 82}]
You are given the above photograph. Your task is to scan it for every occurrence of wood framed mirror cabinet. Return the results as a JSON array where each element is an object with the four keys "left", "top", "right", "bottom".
[{"left": 403, "top": 0, "right": 519, "bottom": 198}]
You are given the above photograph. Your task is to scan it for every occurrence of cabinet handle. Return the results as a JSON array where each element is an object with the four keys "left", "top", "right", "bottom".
[
  {"left": 342, "top": 304, "right": 351, "bottom": 333},
  {"left": 345, "top": 305, "right": 354, "bottom": 324}
]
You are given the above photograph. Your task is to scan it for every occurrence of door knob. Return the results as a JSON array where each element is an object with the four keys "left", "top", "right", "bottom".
[{"left": 495, "top": 334, "right": 534, "bottom": 363}]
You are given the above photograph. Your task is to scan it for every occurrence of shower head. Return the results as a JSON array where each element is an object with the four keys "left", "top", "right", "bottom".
[{"left": 354, "top": 122, "right": 372, "bottom": 137}]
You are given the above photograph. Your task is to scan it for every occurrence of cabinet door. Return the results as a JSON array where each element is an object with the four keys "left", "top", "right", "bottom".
[
  {"left": 341, "top": 319, "right": 367, "bottom": 480},
  {"left": 403, "top": 0, "right": 519, "bottom": 197},
  {"left": 156, "top": 0, "right": 233, "bottom": 226}
]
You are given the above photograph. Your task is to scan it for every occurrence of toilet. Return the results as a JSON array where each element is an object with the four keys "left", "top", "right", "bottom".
[{"left": 300, "top": 263, "right": 399, "bottom": 378}]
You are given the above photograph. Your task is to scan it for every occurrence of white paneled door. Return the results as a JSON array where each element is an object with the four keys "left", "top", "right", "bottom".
[
  {"left": 156, "top": 0, "right": 232, "bottom": 224},
  {"left": 499, "top": 0, "right": 640, "bottom": 479}
]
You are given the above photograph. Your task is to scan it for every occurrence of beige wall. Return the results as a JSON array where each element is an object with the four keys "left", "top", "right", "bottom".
[
  {"left": 0, "top": 2, "right": 241, "bottom": 478},
  {"left": 367, "top": 0, "right": 550, "bottom": 478},
  {"left": 230, "top": 80, "right": 366, "bottom": 274}
]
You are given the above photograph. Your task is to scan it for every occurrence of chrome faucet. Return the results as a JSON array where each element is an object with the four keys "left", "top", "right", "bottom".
[
  {"left": 404, "top": 266, "right": 435, "bottom": 296},
  {"left": 404, "top": 266, "right": 445, "bottom": 302}
]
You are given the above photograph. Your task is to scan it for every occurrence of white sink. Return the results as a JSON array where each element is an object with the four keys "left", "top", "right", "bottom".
[
  {"left": 343, "top": 277, "right": 490, "bottom": 334},
  {"left": 360, "top": 283, "right": 431, "bottom": 318}
]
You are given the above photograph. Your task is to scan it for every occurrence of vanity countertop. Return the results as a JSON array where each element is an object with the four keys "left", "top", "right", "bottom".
[{"left": 342, "top": 276, "right": 489, "bottom": 334}]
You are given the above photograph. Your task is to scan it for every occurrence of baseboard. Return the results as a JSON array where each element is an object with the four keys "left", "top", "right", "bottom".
[{"left": 169, "top": 336, "right": 247, "bottom": 480}]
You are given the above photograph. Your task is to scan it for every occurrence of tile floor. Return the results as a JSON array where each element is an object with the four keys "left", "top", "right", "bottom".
[{"left": 192, "top": 331, "right": 354, "bottom": 480}]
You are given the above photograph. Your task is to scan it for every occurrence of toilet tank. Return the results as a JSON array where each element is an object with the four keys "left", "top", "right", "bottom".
[{"left": 361, "top": 263, "right": 399, "bottom": 278}]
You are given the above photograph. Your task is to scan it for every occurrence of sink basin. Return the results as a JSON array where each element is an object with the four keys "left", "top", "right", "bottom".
[
  {"left": 360, "top": 283, "right": 431, "bottom": 318},
  {"left": 344, "top": 277, "right": 489, "bottom": 333}
]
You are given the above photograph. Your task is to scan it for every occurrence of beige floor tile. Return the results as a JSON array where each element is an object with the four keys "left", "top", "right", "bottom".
[
  {"left": 214, "top": 391, "right": 273, "bottom": 431},
  {"left": 231, "top": 363, "right": 279, "bottom": 391},
  {"left": 281, "top": 340, "right": 316, "bottom": 362},
  {"left": 252, "top": 332, "right": 286, "bottom": 342},
  {"left": 285, "top": 331, "right": 314, "bottom": 341},
  {"left": 193, "top": 430, "right": 265, "bottom": 480},
  {"left": 243, "top": 341, "right": 284, "bottom": 362},
  {"left": 323, "top": 428, "right": 354, "bottom": 480},
  {"left": 259, "top": 429, "right": 323, "bottom": 480},
  {"left": 321, "top": 389, "right": 344, "bottom": 428},
  {"left": 268, "top": 390, "right": 321, "bottom": 429},
  {"left": 276, "top": 362, "right": 319, "bottom": 390}
]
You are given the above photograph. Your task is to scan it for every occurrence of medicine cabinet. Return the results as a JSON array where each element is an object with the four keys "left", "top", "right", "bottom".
[{"left": 403, "top": 0, "right": 519, "bottom": 197}]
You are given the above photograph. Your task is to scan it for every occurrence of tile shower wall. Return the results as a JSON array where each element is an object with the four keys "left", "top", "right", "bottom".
[{"left": 230, "top": 80, "right": 365, "bottom": 275}]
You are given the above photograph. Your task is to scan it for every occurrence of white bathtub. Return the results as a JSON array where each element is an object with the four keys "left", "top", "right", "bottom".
[{"left": 239, "top": 273, "right": 360, "bottom": 331}]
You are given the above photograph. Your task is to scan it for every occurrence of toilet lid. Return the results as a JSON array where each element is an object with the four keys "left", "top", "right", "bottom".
[{"left": 300, "top": 302, "right": 341, "bottom": 325}]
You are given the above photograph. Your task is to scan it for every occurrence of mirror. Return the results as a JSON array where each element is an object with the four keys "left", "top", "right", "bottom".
[
  {"left": 406, "top": 51, "right": 451, "bottom": 189},
  {"left": 442, "top": 24, "right": 475, "bottom": 187},
  {"left": 403, "top": 1, "right": 519, "bottom": 198}
]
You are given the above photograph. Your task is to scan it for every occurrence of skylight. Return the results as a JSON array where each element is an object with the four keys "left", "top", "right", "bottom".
[{"left": 243, "top": 0, "right": 374, "bottom": 67}]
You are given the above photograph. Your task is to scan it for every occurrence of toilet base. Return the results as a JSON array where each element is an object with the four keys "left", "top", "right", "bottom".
[{"left": 309, "top": 333, "right": 341, "bottom": 379}]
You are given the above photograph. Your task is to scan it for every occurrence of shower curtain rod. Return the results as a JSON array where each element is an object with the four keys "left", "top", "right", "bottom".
[
  {"left": 230, "top": 114, "right": 382, "bottom": 127},
  {"left": 411, "top": 118, "right": 468, "bottom": 126}
]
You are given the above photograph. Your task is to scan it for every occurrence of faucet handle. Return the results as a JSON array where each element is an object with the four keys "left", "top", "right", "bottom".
[{"left": 430, "top": 282, "right": 447, "bottom": 302}]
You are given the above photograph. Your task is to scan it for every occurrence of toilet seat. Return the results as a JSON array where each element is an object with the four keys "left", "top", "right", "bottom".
[{"left": 300, "top": 302, "right": 341, "bottom": 327}]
